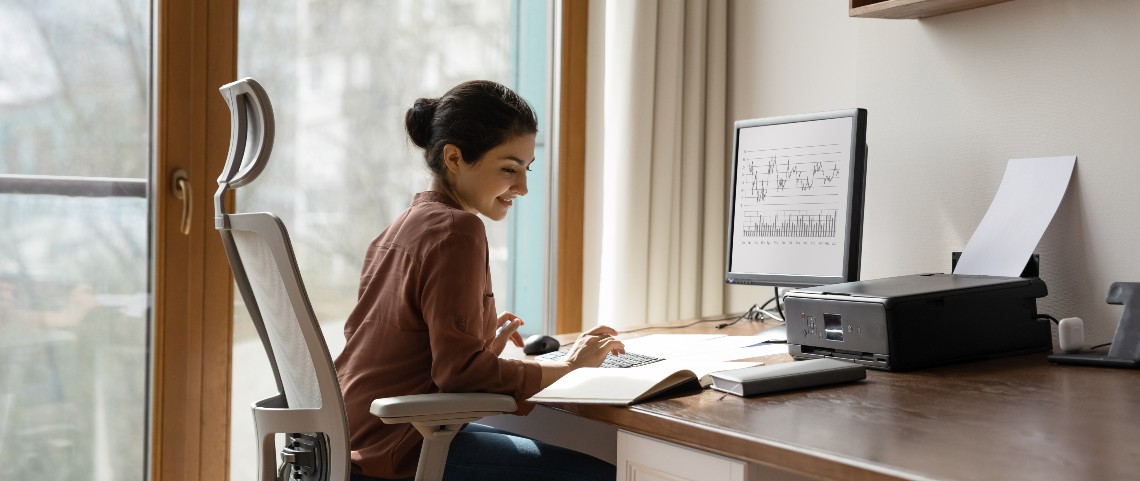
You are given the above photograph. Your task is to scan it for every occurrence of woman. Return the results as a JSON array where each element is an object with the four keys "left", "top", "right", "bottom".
[{"left": 334, "top": 80, "right": 623, "bottom": 481}]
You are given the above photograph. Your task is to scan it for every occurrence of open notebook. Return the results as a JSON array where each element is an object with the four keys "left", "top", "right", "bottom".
[{"left": 527, "top": 359, "right": 758, "bottom": 406}]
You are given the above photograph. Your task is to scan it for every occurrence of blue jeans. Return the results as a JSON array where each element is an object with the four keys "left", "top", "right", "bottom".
[{"left": 350, "top": 423, "right": 615, "bottom": 481}]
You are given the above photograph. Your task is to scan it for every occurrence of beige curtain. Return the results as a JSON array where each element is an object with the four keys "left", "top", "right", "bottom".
[{"left": 585, "top": 0, "right": 728, "bottom": 328}]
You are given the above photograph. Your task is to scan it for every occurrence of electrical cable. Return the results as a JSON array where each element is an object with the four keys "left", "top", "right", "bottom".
[
  {"left": 758, "top": 296, "right": 777, "bottom": 310},
  {"left": 1089, "top": 342, "right": 1112, "bottom": 350},
  {"left": 755, "top": 308, "right": 784, "bottom": 322},
  {"left": 616, "top": 313, "right": 740, "bottom": 335},
  {"left": 625, "top": 288, "right": 792, "bottom": 333},
  {"left": 756, "top": 296, "right": 782, "bottom": 321},
  {"left": 775, "top": 286, "right": 785, "bottom": 320},
  {"left": 718, "top": 288, "right": 790, "bottom": 329},
  {"left": 715, "top": 304, "right": 759, "bottom": 329}
]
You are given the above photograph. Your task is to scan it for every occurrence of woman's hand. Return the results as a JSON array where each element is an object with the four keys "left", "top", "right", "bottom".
[
  {"left": 534, "top": 325, "right": 626, "bottom": 389},
  {"left": 560, "top": 325, "right": 625, "bottom": 369},
  {"left": 490, "top": 311, "right": 525, "bottom": 355}
]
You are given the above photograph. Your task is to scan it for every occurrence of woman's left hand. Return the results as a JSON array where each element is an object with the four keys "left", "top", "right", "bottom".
[{"left": 491, "top": 311, "right": 525, "bottom": 355}]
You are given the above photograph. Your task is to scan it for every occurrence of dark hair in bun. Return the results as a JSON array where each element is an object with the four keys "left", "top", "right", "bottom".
[
  {"left": 405, "top": 97, "right": 439, "bottom": 150},
  {"left": 404, "top": 80, "right": 538, "bottom": 178}
]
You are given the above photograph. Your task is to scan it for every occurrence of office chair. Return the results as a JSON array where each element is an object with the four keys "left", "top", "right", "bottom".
[{"left": 215, "top": 77, "right": 518, "bottom": 481}]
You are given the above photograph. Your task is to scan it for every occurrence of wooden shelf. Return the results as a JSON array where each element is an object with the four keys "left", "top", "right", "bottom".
[{"left": 850, "top": 0, "right": 1014, "bottom": 19}]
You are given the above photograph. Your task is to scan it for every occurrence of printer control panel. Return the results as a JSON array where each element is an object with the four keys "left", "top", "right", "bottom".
[{"left": 785, "top": 296, "right": 891, "bottom": 368}]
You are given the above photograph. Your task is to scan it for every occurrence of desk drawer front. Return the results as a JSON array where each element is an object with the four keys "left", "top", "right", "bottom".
[{"left": 617, "top": 430, "right": 746, "bottom": 481}]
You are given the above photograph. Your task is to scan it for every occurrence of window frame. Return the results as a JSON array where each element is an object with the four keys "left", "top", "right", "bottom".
[
  {"left": 554, "top": 0, "right": 588, "bottom": 334},
  {"left": 150, "top": 1, "right": 236, "bottom": 480}
]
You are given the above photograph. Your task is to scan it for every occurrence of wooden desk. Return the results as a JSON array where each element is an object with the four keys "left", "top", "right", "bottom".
[{"left": 503, "top": 320, "right": 1140, "bottom": 481}]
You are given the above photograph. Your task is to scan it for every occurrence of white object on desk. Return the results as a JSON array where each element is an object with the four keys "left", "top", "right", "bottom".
[
  {"left": 1058, "top": 316, "right": 1085, "bottom": 353},
  {"left": 619, "top": 334, "right": 725, "bottom": 358},
  {"left": 622, "top": 333, "right": 781, "bottom": 361},
  {"left": 954, "top": 156, "right": 1076, "bottom": 277}
]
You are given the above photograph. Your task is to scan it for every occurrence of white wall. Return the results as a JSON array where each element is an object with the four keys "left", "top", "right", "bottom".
[{"left": 728, "top": 0, "right": 1140, "bottom": 345}]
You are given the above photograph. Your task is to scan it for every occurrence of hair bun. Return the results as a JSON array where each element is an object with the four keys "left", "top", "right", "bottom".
[{"left": 405, "top": 97, "right": 439, "bottom": 149}]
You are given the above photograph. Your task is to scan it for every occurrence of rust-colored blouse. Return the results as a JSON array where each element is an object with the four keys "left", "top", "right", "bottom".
[{"left": 333, "top": 191, "right": 542, "bottom": 479}]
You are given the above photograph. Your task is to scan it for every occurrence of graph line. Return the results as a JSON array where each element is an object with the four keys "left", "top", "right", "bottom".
[
  {"left": 736, "top": 143, "right": 845, "bottom": 206},
  {"left": 741, "top": 210, "right": 838, "bottom": 238}
]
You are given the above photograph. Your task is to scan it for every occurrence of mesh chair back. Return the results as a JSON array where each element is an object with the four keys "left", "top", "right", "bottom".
[{"left": 230, "top": 223, "right": 325, "bottom": 409}]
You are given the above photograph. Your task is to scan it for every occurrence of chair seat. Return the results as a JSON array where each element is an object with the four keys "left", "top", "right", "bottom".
[{"left": 371, "top": 393, "right": 517, "bottom": 425}]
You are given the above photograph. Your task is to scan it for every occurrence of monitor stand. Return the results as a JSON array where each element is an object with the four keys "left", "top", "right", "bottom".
[{"left": 1048, "top": 282, "right": 1140, "bottom": 368}]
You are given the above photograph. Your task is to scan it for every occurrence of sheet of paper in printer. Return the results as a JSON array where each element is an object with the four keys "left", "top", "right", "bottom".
[{"left": 953, "top": 156, "right": 1076, "bottom": 277}]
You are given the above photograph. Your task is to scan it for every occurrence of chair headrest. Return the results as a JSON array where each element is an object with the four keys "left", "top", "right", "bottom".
[{"left": 216, "top": 77, "right": 275, "bottom": 216}]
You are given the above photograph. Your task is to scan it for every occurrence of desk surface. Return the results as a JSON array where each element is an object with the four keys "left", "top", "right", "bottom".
[{"left": 522, "top": 320, "right": 1140, "bottom": 481}]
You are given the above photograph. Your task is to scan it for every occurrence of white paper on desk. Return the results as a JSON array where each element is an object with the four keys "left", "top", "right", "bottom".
[
  {"left": 953, "top": 156, "right": 1076, "bottom": 276},
  {"left": 620, "top": 334, "right": 724, "bottom": 358},
  {"left": 667, "top": 341, "right": 790, "bottom": 363},
  {"left": 622, "top": 334, "right": 763, "bottom": 359},
  {"left": 733, "top": 342, "right": 791, "bottom": 359},
  {"left": 618, "top": 334, "right": 786, "bottom": 362}
]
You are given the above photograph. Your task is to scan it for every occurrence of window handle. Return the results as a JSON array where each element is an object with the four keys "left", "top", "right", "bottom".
[{"left": 171, "top": 169, "right": 192, "bottom": 235}]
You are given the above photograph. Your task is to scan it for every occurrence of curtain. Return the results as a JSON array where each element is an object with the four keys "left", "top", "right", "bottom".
[{"left": 586, "top": 0, "right": 728, "bottom": 328}]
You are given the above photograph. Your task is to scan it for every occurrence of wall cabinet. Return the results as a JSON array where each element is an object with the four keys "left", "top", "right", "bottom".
[{"left": 850, "top": 0, "right": 1013, "bottom": 19}]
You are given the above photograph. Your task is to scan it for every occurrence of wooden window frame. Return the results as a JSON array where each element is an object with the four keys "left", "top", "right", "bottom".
[
  {"left": 555, "top": 0, "right": 589, "bottom": 334},
  {"left": 151, "top": 0, "right": 236, "bottom": 480}
]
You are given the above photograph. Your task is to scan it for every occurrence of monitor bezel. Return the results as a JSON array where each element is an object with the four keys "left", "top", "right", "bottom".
[{"left": 724, "top": 108, "right": 868, "bottom": 288}]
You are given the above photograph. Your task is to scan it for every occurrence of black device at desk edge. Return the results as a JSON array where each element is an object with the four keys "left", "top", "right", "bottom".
[{"left": 1047, "top": 281, "right": 1140, "bottom": 368}]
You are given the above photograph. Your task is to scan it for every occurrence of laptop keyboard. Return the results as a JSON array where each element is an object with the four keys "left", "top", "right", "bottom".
[{"left": 533, "top": 350, "right": 665, "bottom": 369}]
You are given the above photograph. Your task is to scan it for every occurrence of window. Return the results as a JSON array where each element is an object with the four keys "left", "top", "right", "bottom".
[
  {"left": 230, "top": 1, "right": 553, "bottom": 477},
  {"left": 0, "top": 1, "right": 152, "bottom": 479}
]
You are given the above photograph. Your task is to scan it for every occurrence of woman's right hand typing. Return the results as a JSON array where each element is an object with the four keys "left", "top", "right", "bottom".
[
  {"left": 535, "top": 325, "right": 626, "bottom": 389},
  {"left": 561, "top": 325, "right": 625, "bottom": 369}
]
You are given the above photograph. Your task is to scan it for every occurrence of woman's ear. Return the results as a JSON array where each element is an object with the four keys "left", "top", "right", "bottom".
[{"left": 442, "top": 144, "right": 464, "bottom": 175}]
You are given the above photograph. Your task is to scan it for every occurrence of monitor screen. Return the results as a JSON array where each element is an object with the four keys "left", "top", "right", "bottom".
[{"left": 725, "top": 108, "right": 867, "bottom": 288}]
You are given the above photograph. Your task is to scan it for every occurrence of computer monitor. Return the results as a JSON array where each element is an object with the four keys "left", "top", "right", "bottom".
[{"left": 725, "top": 108, "right": 868, "bottom": 288}]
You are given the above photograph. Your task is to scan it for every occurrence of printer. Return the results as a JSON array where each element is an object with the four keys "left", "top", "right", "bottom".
[{"left": 783, "top": 273, "right": 1051, "bottom": 371}]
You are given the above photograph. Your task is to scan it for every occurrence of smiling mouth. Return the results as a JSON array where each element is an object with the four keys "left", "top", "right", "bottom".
[{"left": 498, "top": 196, "right": 514, "bottom": 206}]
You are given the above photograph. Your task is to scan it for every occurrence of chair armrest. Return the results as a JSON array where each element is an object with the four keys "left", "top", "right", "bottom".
[{"left": 370, "top": 393, "right": 517, "bottom": 425}]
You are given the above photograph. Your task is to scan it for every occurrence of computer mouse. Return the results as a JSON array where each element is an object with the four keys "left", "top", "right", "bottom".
[{"left": 523, "top": 334, "right": 561, "bottom": 355}]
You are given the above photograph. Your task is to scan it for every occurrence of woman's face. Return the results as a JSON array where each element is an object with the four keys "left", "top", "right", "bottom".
[{"left": 445, "top": 134, "right": 536, "bottom": 221}]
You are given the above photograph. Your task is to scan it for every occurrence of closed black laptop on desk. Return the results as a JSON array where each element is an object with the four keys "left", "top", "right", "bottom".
[{"left": 783, "top": 273, "right": 1051, "bottom": 371}]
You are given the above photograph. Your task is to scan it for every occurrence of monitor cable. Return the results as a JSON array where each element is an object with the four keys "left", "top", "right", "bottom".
[
  {"left": 616, "top": 288, "right": 788, "bottom": 334},
  {"left": 716, "top": 287, "right": 786, "bottom": 329},
  {"left": 775, "top": 286, "right": 785, "bottom": 320},
  {"left": 715, "top": 305, "right": 758, "bottom": 329},
  {"left": 617, "top": 313, "right": 741, "bottom": 335}
]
